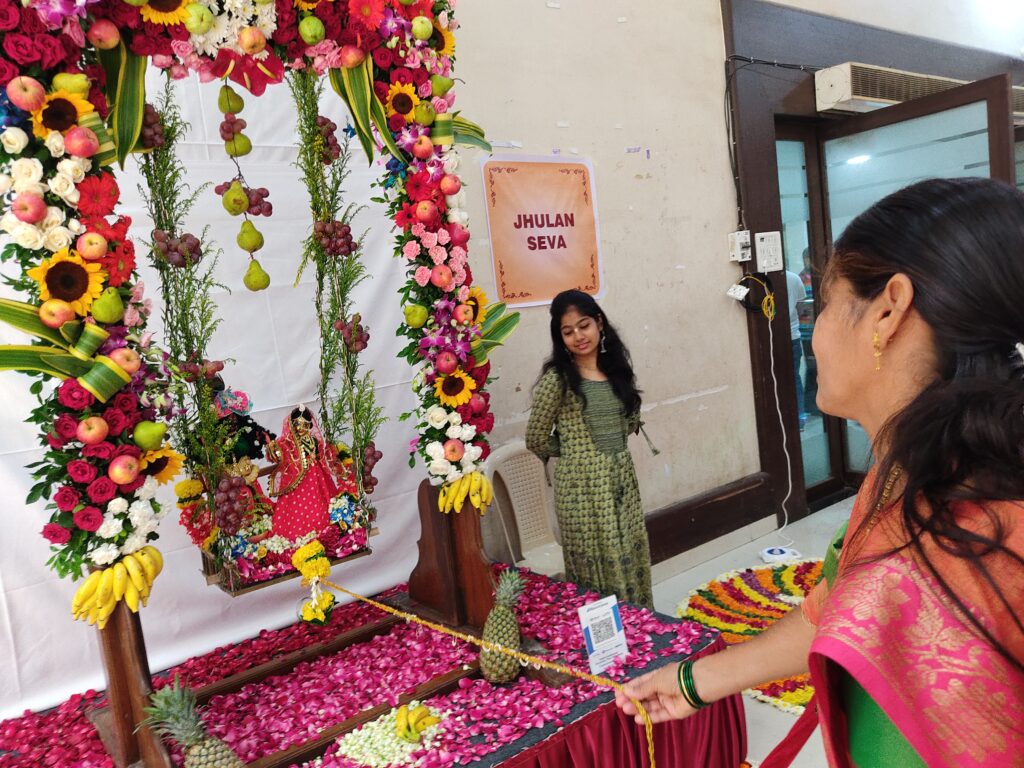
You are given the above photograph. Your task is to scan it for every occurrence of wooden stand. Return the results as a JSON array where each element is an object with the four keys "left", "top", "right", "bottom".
[{"left": 407, "top": 479, "right": 495, "bottom": 630}]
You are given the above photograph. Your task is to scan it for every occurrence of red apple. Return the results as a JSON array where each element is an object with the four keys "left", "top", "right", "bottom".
[
  {"left": 86, "top": 19, "right": 120, "bottom": 49},
  {"left": 11, "top": 193, "right": 46, "bottom": 224},
  {"left": 430, "top": 265, "right": 453, "bottom": 290},
  {"left": 108, "top": 455, "right": 140, "bottom": 485},
  {"left": 452, "top": 304, "right": 474, "bottom": 324},
  {"left": 468, "top": 393, "right": 487, "bottom": 416},
  {"left": 63, "top": 126, "right": 100, "bottom": 158},
  {"left": 76, "top": 232, "right": 108, "bottom": 260},
  {"left": 38, "top": 298, "right": 76, "bottom": 329},
  {"left": 339, "top": 44, "right": 365, "bottom": 68},
  {"left": 76, "top": 416, "right": 110, "bottom": 445},
  {"left": 5, "top": 76, "right": 45, "bottom": 112},
  {"left": 415, "top": 200, "right": 438, "bottom": 224},
  {"left": 446, "top": 222, "right": 470, "bottom": 247},
  {"left": 443, "top": 438, "right": 465, "bottom": 462},
  {"left": 108, "top": 347, "right": 142, "bottom": 374},
  {"left": 237, "top": 26, "right": 266, "bottom": 55},
  {"left": 435, "top": 350, "right": 458, "bottom": 375},
  {"left": 439, "top": 174, "right": 461, "bottom": 196},
  {"left": 411, "top": 135, "right": 434, "bottom": 160}
]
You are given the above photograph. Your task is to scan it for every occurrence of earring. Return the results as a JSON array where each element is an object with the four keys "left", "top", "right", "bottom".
[
  {"left": 599, "top": 332, "right": 606, "bottom": 354},
  {"left": 872, "top": 331, "right": 882, "bottom": 371}
]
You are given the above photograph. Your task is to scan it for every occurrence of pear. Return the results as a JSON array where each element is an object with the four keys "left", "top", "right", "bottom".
[
  {"left": 183, "top": 3, "right": 214, "bottom": 35},
  {"left": 429, "top": 75, "right": 454, "bottom": 97},
  {"left": 243, "top": 259, "right": 270, "bottom": 291},
  {"left": 222, "top": 181, "right": 249, "bottom": 216},
  {"left": 237, "top": 220, "right": 264, "bottom": 252},
  {"left": 225, "top": 132, "right": 252, "bottom": 158},
  {"left": 52, "top": 73, "right": 90, "bottom": 96},
  {"left": 403, "top": 304, "right": 429, "bottom": 328},
  {"left": 414, "top": 102, "right": 436, "bottom": 126},
  {"left": 299, "top": 16, "right": 326, "bottom": 45},
  {"left": 132, "top": 420, "right": 168, "bottom": 451},
  {"left": 90, "top": 287, "right": 125, "bottom": 324},
  {"left": 217, "top": 84, "right": 245, "bottom": 114}
]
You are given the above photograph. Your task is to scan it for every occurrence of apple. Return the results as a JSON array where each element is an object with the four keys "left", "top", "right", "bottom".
[
  {"left": 76, "top": 232, "right": 108, "bottom": 260},
  {"left": 411, "top": 134, "right": 434, "bottom": 160},
  {"left": 11, "top": 193, "right": 46, "bottom": 224},
  {"left": 183, "top": 3, "right": 214, "bottom": 35},
  {"left": 86, "top": 19, "right": 121, "bottom": 49},
  {"left": 339, "top": 44, "right": 365, "bottom": 69},
  {"left": 453, "top": 304, "right": 475, "bottom": 325},
  {"left": 237, "top": 26, "right": 266, "bottom": 55},
  {"left": 468, "top": 393, "right": 487, "bottom": 416},
  {"left": 415, "top": 200, "right": 438, "bottom": 224},
  {"left": 446, "top": 221, "right": 470, "bottom": 247},
  {"left": 108, "top": 455, "right": 140, "bottom": 485},
  {"left": 411, "top": 15, "right": 433, "bottom": 40},
  {"left": 435, "top": 350, "right": 458, "bottom": 375},
  {"left": 132, "top": 420, "right": 168, "bottom": 451},
  {"left": 77, "top": 416, "right": 110, "bottom": 445},
  {"left": 5, "top": 76, "right": 45, "bottom": 112},
  {"left": 299, "top": 16, "right": 326, "bottom": 45},
  {"left": 443, "top": 438, "right": 465, "bottom": 462},
  {"left": 63, "top": 126, "right": 100, "bottom": 158},
  {"left": 438, "top": 174, "right": 461, "bottom": 196},
  {"left": 108, "top": 347, "right": 142, "bottom": 374},
  {"left": 38, "top": 298, "right": 75, "bottom": 329},
  {"left": 403, "top": 304, "right": 429, "bottom": 328},
  {"left": 430, "top": 265, "right": 453, "bottom": 290}
]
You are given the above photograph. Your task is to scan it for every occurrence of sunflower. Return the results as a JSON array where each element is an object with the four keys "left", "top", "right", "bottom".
[
  {"left": 27, "top": 250, "right": 106, "bottom": 316},
  {"left": 140, "top": 446, "right": 185, "bottom": 484},
  {"left": 386, "top": 81, "right": 420, "bottom": 122},
  {"left": 31, "top": 90, "right": 95, "bottom": 140},
  {"left": 139, "top": 0, "right": 190, "bottom": 25},
  {"left": 431, "top": 22, "right": 455, "bottom": 57},
  {"left": 466, "top": 286, "right": 488, "bottom": 325},
  {"left": 294, "top": 0, "right": 322, "bottom": 10},
  {"left": 434, "top": 369, "right": 476, "bottom": 408}
]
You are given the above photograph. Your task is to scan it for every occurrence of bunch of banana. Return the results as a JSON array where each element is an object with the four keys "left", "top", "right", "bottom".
[
  {"left": 71, "top": 546, "right": 164, "bottom": 629},
  {"left": 437, "top": 471, "right": 493, "bottom": 515},
  {"left": 394, "top": 703, "right": 441, "bottom": 743}
]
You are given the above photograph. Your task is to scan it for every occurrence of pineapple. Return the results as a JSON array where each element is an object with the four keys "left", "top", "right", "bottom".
[
  {"left": 142, "top": 677, "right": 244, "bottom": 768},
  {"left": 480, "top": 568, "right": 525, "bottom": 683}
]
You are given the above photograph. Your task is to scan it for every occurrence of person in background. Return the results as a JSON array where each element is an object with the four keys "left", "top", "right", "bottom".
[
  {"left": 616, "top": 178, "right": 1024, "bottom": 767},
  {"left": 786, "top": 269, "right": 807, "bottom": 428},
  {"left": 525, "top": 289, "right": 653, "bottom": 608}
]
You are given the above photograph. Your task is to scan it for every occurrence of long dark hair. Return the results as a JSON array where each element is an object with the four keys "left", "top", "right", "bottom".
[
  {"left": 540, "top": 290, "right": 641, "bottom": 416},
  {"left": 828, "top": 177, "right": 1024, "bottom": 670}
]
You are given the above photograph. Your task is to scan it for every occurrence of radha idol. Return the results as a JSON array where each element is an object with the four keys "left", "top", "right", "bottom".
[{"left": 266, "top": 407, "right": 345, "bottom": 540}]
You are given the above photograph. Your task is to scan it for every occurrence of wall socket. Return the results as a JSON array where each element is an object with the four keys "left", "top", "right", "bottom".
[
  {"left": 726, "top": 284, "right": 750, "bottom": 301},
  {"left": 755, "top": 231, "right": 784, "bottom": 272},
  {"left": 728, "top": 229, "right": 752, "bottom": 262}
]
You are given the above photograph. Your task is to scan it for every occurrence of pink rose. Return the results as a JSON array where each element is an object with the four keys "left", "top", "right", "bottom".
[
  {"left": 54, "top": 486, "right": 80, "bottom": 512},
  {"left": 151, "top": 54, "right": 173, "bottom": 68},
  {"left": 402, "top": 241, "right": 421, "bottom": 261},
  {"left": 170, "top": 39, "right": 193, "bottom": 58},
  {"left": 431, "top": 96, "right": 450, "bottom": 114},
  {"left": 86, "top": 477, "right": 117, "bottom": 504},
  {"left": 73, "top": 506, "right": 103, "bottom": 532},
  {"left": 458, "top": 285, "right": 470, "bottom": 302},
  {"left": 57, "top": 380, "right": 95, "bottom": 411},
  {"left": 54, "top": 414, "right": 79, "bottom": 441},
  {"left": 42, "top": 523, "right": 71, "bottom": 545},
  {"left": 67, "top": 460, "right": 98, "bottom": 485},
  {"left": 82, "top": 441, "right": 115, "bottom": 461},
  {"left": 413, "top": 266, "right": 432, "bottom": 287}
]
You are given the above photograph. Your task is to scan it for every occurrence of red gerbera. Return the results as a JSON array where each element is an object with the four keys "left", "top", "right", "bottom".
[
  {"left": 101, "top": 242, "right": 136, "bottom": 287},
  {"left": 395, "top": 0, "right": 432, "bottom": 21},
  {"left": 75, "top": 173, "right": 120, "bottom": 218},
  {"left": 347, "top": 0, "right": 385, "bottom": 29},
  {"left": 394, "top": 202, "right": 417, "bottom": 229},
  {"left": 404, "top": 170, "right": 436, "bottom": 202}
]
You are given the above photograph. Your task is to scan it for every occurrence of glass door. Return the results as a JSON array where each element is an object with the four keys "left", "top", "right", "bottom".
[{"left": 819, "top": 75, "right": 1015, "bottom": 478}]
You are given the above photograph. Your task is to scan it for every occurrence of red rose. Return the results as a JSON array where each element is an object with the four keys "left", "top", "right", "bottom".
[
  {"left": 54, "top": 414, "right": 79, "bottom": 441},
  {"left": 387, "top": 113, "right": 405, "bottom": 132},
  {"left": 102, "top": 407, "right": 129, "bottom": 437},
  {"left": 118, "top": 476, "right": 145, "bottom": 494},
  {"left": 54, "top": 485, "right": 81, "bottom": 512},
  {"left": 73, "top": 506, "right": 103, "bottom": 532},
  {"left": 372, "top": 47, "right": 393, "bottom": 69},
  {"left": 18, "top": 6, "right": 44, "bottom": 35},
  {"left": 67, "top": 460, "right": 99, "bottom": 484},
  {"left": 125, "top": 411, "right": 144, "bottom": 432},
  {"left": 82, "top": 441, "right": 115, "bottom": 461},
  {"left": 59, "top": 34, "right": 80, "bottom": 70},
  {"left": 470, "top": 361, "right": 491, "bottom": 388},
  {"left": 0, "top": 57, "right": 16, "bottom": 86},
  {"left": 0, "top": 3, "right": 19, "bottom": 32},
  {"left": 35, "top": 34, "right": 65, "bottom": 70},
  {"left": 99, "top": 1, "right": 141, "bottom": 29},
  {"left": 46, "top": 433, "right": 65, "bottom": 450},
  {"left": 411, "top": 67, "right": 428, "bottom": 87},
  {"left": 373, "top": 80, "right": 389, "bottom": 101},
  {"left": 42, "top": 523, "right": 71, "bottom": 545},
  {"left": 86, "top": 477, "right": 117, "bottom": 504},
  {"left": 111, "top": 392, "right": 139, "bottom": 414},
  {"left": 2, "top": 34, "right": 39, "bottom": 66},
  {"left": 390, "top": 67, "right": 413, "bottom": 84},
  {"left": 113, "top": 444, "right": 141, "bottom": 460},
  {"left": 88, "top": 86, "right": 109, "bottom": 119},
  {"left": 57, "top": 380, "right": 95, "bottom": 411}
]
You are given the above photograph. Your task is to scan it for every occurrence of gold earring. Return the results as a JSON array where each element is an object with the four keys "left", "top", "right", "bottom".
[{"left": 873, "top": 331, "right": 882, "bottom": 371}]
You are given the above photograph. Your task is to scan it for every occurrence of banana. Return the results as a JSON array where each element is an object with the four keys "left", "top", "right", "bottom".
[
  {"left": 438, "top": 483, "right": 450, "bottom": 514},
  {"left": 408, "top": 705, "right": 429, "bottom": 729},
  {"left": 111, "top": 562, "right": 128, "bottom": 602},
  {"left": 395, "top": 704, "right": 409, "bottom": 738},
  {"left": 122, "top": 554, "right": 148, "bottom": 595},
  {"left": 132, "top": 549, "right": 158, "bottom": 585},
  {"left": 72, "top": 570, "right": 104, "bottom": 616},
  {"left": 140, "top": 546, "right": 163, "bottom": 577},
  {"left": 418, "top": 715, "right": 441, "bottom": 729},
  {"left": 93, "top": 567, "right": 115, "bottom": 610},
  {"left": 124, "top": 579, "right": 140, "bottom": 613},
  {"left": 481, "top": 476, "right": 493, "bottom": 505},
  {"left": 453, "top": 474, "right": 472, "bottom": 513},
  {"left": 468, "top": 472, "right": 482, "bottom": 511}
]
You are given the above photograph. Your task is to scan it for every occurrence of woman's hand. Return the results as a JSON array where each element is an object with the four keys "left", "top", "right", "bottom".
[{"left": 615, "top": 663, "right": 699, "bottom": 724}]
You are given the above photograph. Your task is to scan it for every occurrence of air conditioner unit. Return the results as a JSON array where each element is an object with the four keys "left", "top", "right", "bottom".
[{"left": 814, "top": 61, "right": 1024, "bottom": 120}]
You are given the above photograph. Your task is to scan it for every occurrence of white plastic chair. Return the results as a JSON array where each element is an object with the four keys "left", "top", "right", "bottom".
[{"left": 483, "top": 439, "right": 564, "bottom": 578}]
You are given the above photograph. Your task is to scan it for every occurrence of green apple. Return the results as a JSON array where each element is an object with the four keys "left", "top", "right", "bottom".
[
  {"left": 299, "top": 16, "right": 325, "bottom": 45},
  {"left": 132, "top": 421, "right": 168, "bottom": 451},
  {"left": 184, "top": 3, "right": 214, "bottom": 35},
  {"left": 403, "top": 304, "right": 429, "bottom": 328},
  {"left": 414, "top": 102, "right": 436, "bottom": 126},
  {"left": 411, "top": 15, "right": 433, "bottom": 40},
  {"left": 90, "top": 287, "right": 124, "bottom": 324},
  {"left": 429, "top": 75, "right": 454, "bottom": 97}
]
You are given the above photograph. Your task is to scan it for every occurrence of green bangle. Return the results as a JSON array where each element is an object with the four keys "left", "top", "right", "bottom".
[{"left": 680, "top": 660, "right": 709, "bottom": 709}]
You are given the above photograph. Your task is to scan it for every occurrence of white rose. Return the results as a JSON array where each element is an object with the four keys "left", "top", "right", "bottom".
[
  {"left": 424, "top": 441, "right": 445, "bottom": 461},
  {"left": 61, "top": 186, "right": 80, "bottom": 206},
  {"left": 0, "top": 174, "right": 11, "bottom": 194},
  {"left": 135, "top": 476, "right": 158, "bottom": 501},
  {"left": 67, "top": 218, "right": 84, "bottom": 235},
  {"left": 427, "top": 458, "right": 452, "bottom": 476},
  {"left": 1, "top": 126, "right": 29, "bottom": 155},
  {"left": 56, "top": 158, "right": 86, "bottom": 183},
  {"left": 96, "top": 515, "right": 124, "bottom": 540},
  {"left": 107, "top": 498, "right": 129, "bottom": 515},
  {"left": 10, "top": 157, "right": 44, "bottom": 185},
  {"left": 12, "top": 223, "right": 44, "bottom": 249},
  {"left": 40, "top": 206, "right": 65, "bottom": 231},
  {"left": 463, "top": 444, "right": 483, "bottom": 463},
  {"left": 442, "top": 151, "right": 460, "bottom": 174},
  {"left": 43, "top": 226, "right": 73, "bottom": 252},
  {"left": 460, "top": 424, "right": 477, "bottom": 441},
  {"left": 11, "top": 180, "right": 47, "bottom": 196},
  {"left": 48, "top": 172, "right": 77, "bottom": 200},
  {"left": 425, "top": 405, "right": 449, "bottom": 429},
  {"left": 445, "top": 424, "right": 463, "bottom": 439},
  {"left": 90, "top": 543, "right": 121, "bottom": 566},
  {"left": 44, "top": 131, "right": 65, "bottom": 158},
  {"left": 447, "top": 411, "right": 462, "bottom": 426},
  {"left": 445, "top": 190, "right": 466, "bottom": 209},
  {"left": 0, "top": 212, "right": 19, "bottom": 233},
  {"left": 447, "top": 209, "right": 470, "bottom": 226}
]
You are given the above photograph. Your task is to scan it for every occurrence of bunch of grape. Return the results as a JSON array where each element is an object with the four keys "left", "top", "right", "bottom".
[
  {"left": 140, "top": 103, "right": 165, "bottom": 149},
  {"left": 219, "top": 113, "right": 246, "bottom": 142},
  {"left": 313, "top": 219, "right": 353, "bottom": 256},
  {"left": 152, "top": 229, "right": 203, "bottom": 267},
  {"left": 179, "top": 357, "right": 224, "bottom": 381},
  {"left": 316, "top": 115, "right": 341, "bottom": 164},
  {"left": 214, "top": 476, "right": 251, "bottom": 535},
  {"left": 361, "top": 442, "right": 382, "bottom": 494},
  {"left": 333, "top": 313, "right": 369, "bottom": 353},
  {"left": 213, "top": 181, "right": 273, "bottom": 217}
]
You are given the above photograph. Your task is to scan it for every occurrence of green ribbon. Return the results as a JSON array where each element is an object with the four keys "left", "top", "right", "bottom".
[
  {"left": 431, "top": 113, "right": 454, "bottom": 146},
  {"left": 76, "top": 355, "right": 131, "bottom": 403},
  {"left": 68, "top": 323, "right": 109, "bottom": 361}
]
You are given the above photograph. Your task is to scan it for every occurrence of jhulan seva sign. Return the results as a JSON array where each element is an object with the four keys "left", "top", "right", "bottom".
[{"left": 481, "top": 157, "right": 603, "bottom": 306}]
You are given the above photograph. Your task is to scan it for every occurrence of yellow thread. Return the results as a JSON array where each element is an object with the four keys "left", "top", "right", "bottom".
[{"left": 321, "top": 578, "right": 657, "bottom": 768}]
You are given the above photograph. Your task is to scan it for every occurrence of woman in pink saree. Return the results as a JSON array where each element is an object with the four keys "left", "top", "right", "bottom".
[{"left": 617, "top": 178, "right": 1024, "bottom": 767}]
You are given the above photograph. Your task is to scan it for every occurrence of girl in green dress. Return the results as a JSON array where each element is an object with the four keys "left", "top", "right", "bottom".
[{"left": 525, "top": 290, "right": 653, "bottom": 608}]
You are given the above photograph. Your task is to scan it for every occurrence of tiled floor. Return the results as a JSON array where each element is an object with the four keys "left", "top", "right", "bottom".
[{"left": 652, "top": 495, "right": 856, "bottom": 768}]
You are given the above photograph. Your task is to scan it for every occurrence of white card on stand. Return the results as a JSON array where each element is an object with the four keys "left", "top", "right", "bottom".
[{"left": 578, "top": 595, "right": 628, "bottom": 674}]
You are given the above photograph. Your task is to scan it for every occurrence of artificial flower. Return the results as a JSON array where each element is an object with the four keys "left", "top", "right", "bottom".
[
  {"left": 139, "top": 446, "right": 184, "bottom": 484},
  {"left": 27, "top": 249, "right": 106, "bottom": 315},
  {"left": 434, "top": 369, "right": 476, "bottom": 408},
  {"left": 30, "top": 90, "right": 94, "bottom": 139},
  {"left": 138, "top": 0, "right": 190, "bottom": 26},
  {"left": 385, "top": 81, "right": 419, "bottom": 122}
]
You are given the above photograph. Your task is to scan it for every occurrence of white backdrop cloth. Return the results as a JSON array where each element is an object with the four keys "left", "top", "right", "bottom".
[{"left": 0, "top": 72, "right": 429, "bottom": 719}]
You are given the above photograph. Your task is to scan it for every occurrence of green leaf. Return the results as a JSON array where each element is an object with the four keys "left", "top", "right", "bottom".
[
  {"left": 97, "top": 44, "right": 124, "bottom": 111},
  {"left": 367, "top": 84, "right": 406, "bottom": 163},
  {"left": 330, "top": 65, "right": 375, "bottom": 164},
  {"left": 29, "top": 380, "right": 42, "bottom": 395},
  {"left": 0, "top": 346, "right": 90, "bottom": 378},
  {"left": 0, "top": 298, "right": 71, "bottom": 348},
  {"left": 25, "top": 483, "right": 46, "bottom": 504},
  {"left": 452, "top": 114, "right": 492, "bottom": 152},
  {"left": 480, "top": 311, "right": 520, "bottom": 344},
  {"left": 109, "top": 45, "right": 147, "bottom": 169}
]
